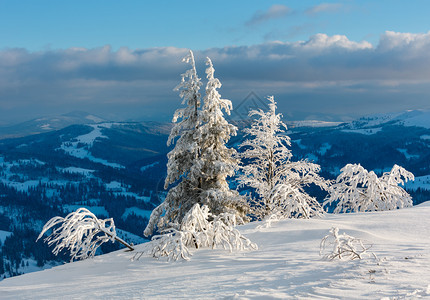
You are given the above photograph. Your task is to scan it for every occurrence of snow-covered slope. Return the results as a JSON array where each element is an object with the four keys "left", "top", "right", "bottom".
[
  {"left": 1, "top": 203, "right": 429, "bottom": 299},
  {"left": 344, "top": 109, "right": 430, "bottom": 131},
  {"left": 0, "top": 111, "right": 108, "bottom": 139}
]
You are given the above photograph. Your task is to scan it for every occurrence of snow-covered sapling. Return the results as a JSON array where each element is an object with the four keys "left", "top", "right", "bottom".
[
  {"left": 237, "top": 96, "right": 328, "bottom": 220},
  {"left": 324, "top": 164, "right": 414, "bottom": 213},
  {"left": 37, "top": 207, "right": 134, "bottom": 261},
  {"left": 320, "top": 227, "right": 372, "bottom": 260},
  {"left": 142, "top": 204, "right": 257, "bottom": 261}
]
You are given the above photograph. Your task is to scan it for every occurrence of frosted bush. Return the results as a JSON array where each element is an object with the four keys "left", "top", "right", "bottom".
[
  {"left": 320, "top": 227, "right": 372, "bottom": 261},
  {"left": 37, "top": 207, "right": 133, "bottom": 261},
  {"left": 324, "top": 164, "right": 414, "bottom": 213},
  {"left": 142, "top": 204, "right": 257, "bottom": 261}
]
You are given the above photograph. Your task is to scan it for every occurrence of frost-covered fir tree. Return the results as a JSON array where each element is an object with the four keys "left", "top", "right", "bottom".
[
  {"left": 238, "top": 96, "right": 328, "bottom": 220},
  {"left": 195, "top": 57, "right": 247, "bottom": 217},
  {"left": 324, "top": 164, "right": 414, "bottom": 213},
  {"left": 144, "top": 50, "right": 202, "bottom": 236},
  {"left": 144, "top": 52, "right": 245, "bottom": 237}
]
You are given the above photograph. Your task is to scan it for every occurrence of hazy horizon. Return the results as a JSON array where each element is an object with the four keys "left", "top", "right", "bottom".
[{"left": 1, "top": 1, "right": 430, "bottom": 126}]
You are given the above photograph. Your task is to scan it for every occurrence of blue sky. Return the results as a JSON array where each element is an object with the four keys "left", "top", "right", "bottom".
[{"left": 1, "top": 1, "right": 430, "bottom": 125}]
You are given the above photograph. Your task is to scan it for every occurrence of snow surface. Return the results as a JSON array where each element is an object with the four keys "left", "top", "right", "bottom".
[
  {"left": 290, "top": 120, "right": 342, "bottom": 128},
  {"left": 397, "top": 148, "right": 420, "bottom": 160},
  {"left": 140, "top": 161, "right": 159, "bottom": 172},
  {"left": 405, "top": 175, "right": 430, "bottom": 191},
  {"left": 0, "top": 230, "right": 12, "bottom": 244},
  {"left": 2, "top": 204, "right": 429, "bottom": 299},
  {"left": 59, "top": 123, "right": 124, "bottom": 169},
  {"left": 85, "top": 115, "right": 104, "bottom": 123},
  {"left": 62, "top": 205, "right": 109, "bottom": 218},
  {"left": 346, "top": 110, "right": 430, "bottom": 130},
  {"left": 318, "top": 143, "right": 332, "bottom": 155},
  {"left": 121, "top": 207, "right": 152, "bottom": 220},
  {"left": 105, "top": 181, "right": 125, "bottom": 191},
  {"left": 293, "top": 139, "right": 307, "bottom": 150},
  {"left": 341, "top": 127, "right": 383, "bottom": 135},
  {"left": 394, "top": 110, "right": 430, "bottom": 129},
  {"left": 58, "top": 167, "right": 95, "bottom": 176}
]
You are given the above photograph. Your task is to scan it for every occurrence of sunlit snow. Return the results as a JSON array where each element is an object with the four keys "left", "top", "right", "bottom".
[{"left": 2, "top": 204, "right": 429, "bottom": 299}]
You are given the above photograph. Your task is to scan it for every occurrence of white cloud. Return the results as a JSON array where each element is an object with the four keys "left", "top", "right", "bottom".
[
  {"left": 301, "top": 33, "right": 373, "bottom": 51},
  {"left": 245, "top": 4, "right": 291, "bottom": 26},
  {"left": 306, "top": 3, "right": 343, "bottom": 15},
  {"left": 378, "top": 31, "right": 430, "bottom": 52},
  {"left": 2, "top": 31, "right": 430, "bottom": 124}
]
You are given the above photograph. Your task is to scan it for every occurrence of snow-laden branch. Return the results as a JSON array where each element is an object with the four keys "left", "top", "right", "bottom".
[{"left": 37, "top": 207, "right": 134, "bottom": 261}]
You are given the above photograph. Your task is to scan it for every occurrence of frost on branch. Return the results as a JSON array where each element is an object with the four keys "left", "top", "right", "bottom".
[
  {"left": 324, "top": 164, "right": 414, "bottom": 213},
  {"left": 37, "top": 207, "right": 134, "bottom": 261},
  {"left": 237, "top": 96, "right": 328, "bottom": 220},
  {"left": 320, "top": 227, "right": 372, "bottom": 261},
  {"left": 143, "top": 204, "right": 257, "bottom": 261}
]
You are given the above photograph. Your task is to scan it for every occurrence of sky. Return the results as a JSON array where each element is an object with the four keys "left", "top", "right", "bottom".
[{"left": 1, "top": 0, "right": 430, "bottom": 125}]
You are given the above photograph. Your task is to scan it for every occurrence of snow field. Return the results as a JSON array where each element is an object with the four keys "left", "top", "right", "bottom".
[
  {"left": 1, "top": 203, "right": 429, "bottom": 299},
  {"left": 59, "top": 123, "right": 125, "bottom": 169}
]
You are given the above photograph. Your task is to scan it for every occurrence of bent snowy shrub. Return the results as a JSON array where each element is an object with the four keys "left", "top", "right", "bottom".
[
  {"left": 37, "top": 207, "right": 134, "bottom": 261},
  {"left": 320, "top": 227, "right": 372, "bottom": 261},
  {"left": 324, "top": 164, "right": 414, "bottom": 213}
]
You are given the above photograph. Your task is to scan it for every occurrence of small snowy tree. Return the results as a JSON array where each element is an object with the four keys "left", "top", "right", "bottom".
[
  {"left": 324, "top": 164, "right": 414, "bottom": 213},
  {"left": 140, "top": 204, "right": 256, "bottom": 261},
  {"left": 37, "top": 208, "right": 134, "bottom": 261},
  {"left": 320, "top": 227, "right": 372, "bottom": 260},
  {"left": 238, "top": 96, "right": 328, "bottom": 220}
]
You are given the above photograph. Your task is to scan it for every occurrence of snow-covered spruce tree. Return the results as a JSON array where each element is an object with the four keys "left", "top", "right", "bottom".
[
  {"left": 144, "top": 52, "right": 245, "bottom": 237},
  {"left": 324, "top": 163, "right": 414, "bottom": 213},
  {"left": 144, "top": 50, "right": 202, "bottom": 237},
  {"left": 237, "top": 96, "right": 328, "bottom": 220},
  {"left": 37, "top": 208, "right": 134, "bottom": 262},
  {"left": 195, "top": 57, "right": 247, "bottom": 217}
]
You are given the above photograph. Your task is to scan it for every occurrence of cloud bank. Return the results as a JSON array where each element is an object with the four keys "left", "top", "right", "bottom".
[{"left": 1, "top": 31, "right": 430, "bottom": 125}]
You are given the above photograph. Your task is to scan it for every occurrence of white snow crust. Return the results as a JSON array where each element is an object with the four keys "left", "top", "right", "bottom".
[{"left": 1, "top": 204, "right": 429, "bottom": 299}]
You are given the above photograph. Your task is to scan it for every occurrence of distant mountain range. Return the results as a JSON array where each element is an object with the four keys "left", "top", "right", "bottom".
[
  {"left": 0, "top": 111, "right": 108, "bottom": 139},
  {"left": 0, "top": 109, "right": 429, "bottom": 280}
]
